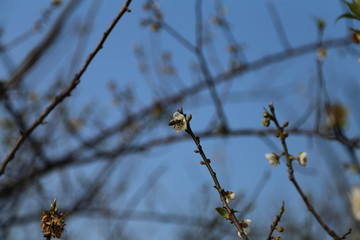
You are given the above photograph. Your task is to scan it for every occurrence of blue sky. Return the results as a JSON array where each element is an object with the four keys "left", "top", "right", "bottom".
[{"left": 1, "top": 0, "right": 360, "bottom": 239}]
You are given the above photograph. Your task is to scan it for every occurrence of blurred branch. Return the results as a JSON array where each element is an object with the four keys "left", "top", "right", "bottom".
[
  {"left": 239, "top": 170, "right": 271, "bottom": 216},
  {"left": 1, "top": 124, "right": 358, "bottom": 200},
  {"left": 158, "top": 36, "right": 352, "bottom": 110},
  {"left": 213, "top": 0, "right": 247, "bottom": 63},
  {"left": 107, "top": 166, "right": 166, "bottom": 238},
  {"left": 6, "top": 0, "right": 81, "bottom": 88},
  {"left": 0, "top": 0, "right": 133, "bottom": 176},
  {"left": 7, "top": 209, "right": 215, "bottom": 230},
  {"left": 267, "top": 3, "right": 292, "bottom": 50},
  {"left": 2, "top": 3, "right": 60, "bottom": 51},
  {"left": 161, "top": 16, "right": 229, "bottom": 127}
]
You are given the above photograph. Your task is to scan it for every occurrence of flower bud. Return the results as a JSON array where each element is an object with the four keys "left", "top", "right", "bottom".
[
  {"left": 187, "top": 114, "right": 192, "bottom": 122},
  {"left": 262, "top": 118, "right": 271, "bottom": 127},
  {"left": 263, "top": 112, "right": 271, "bottom": 118},
  {"left": 275, "top": 130, "right": 281, "bottom": 138},
  {"left": 269, "top": 102, "right": 274, "bottom": 111},
  {"left": 282, "top": 131, "right": 288, "bottom": 139}
]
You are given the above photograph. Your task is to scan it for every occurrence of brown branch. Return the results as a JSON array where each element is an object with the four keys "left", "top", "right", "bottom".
[
  {"left": 182, "top": 112, "right": 249, "bottom": 240},
  {"left": 340, "top": 229, "right": 352, "bottom": 239},
  {"left": 265, "top": 103, "right": 351, "bottom": 240},
  {"left": 266, "top": 201, "right": 285, "bottom": 240},
  {"left": 0, "top": 0, "right": 133, "bottom": 176}
]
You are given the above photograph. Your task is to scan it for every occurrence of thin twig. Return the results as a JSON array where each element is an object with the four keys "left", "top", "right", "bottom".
[
  {"left": 267, "top": 3, "right": 292, "bottom": 50},
  {"left": 266, "top": 103, "right": 351, "bottom": 240},
  {"left": 266, "top": 201, "right": 285, "bottom": 240},
  {"left": 0, "top": 0, "right": 133, "bottom": 176},
  {"left": 183, "top": 113, "right": 249, "bottom": 240},
  {"left": 340, "top": 229, "right": 352, "bottom": 239}
]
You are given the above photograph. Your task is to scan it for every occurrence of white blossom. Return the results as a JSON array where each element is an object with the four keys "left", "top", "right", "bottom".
[
  {"left": 225, "top": 191, "right": 236, "bottom": 204},
  {"left": 169, "top": 111, "right": 187, "bottom": 132},
  {"left": 350, "top": 185, "right": 360, "bottom": 220},
  {"left": 237, "top": 218, "right": 252, "bottom": 237},
  {"left": 265, "top": 153, "right": 279, "bottom": 167},
  {"left": 298, "top": 152, "right": 307, "bottom": 166}
]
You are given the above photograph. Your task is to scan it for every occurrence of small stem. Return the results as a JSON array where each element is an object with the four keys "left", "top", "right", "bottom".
[
  {"left": 266, "top": 201, "right": 285, "bottom": 240},
  {"left": 185, "top": 124, "right": 249, "bottom": 240}
]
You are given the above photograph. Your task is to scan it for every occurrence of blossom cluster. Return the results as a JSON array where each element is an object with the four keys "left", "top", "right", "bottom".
[
  {"left": 168, "top": 111, "right": 188, "bottom": 132},
  {"left": 41, "top": 200, "right": 66, "bottom": 239}
]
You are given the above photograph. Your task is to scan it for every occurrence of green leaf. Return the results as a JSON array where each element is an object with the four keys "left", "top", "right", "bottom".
[
  {"left": 343, "top": 0, "right": 360, "bottom": 18},
  {"left": 215, "top": 207, "right": 229, "bottom": 219},
  {"left": 336, "top": 13, "right": 360, "bottom": 22}
]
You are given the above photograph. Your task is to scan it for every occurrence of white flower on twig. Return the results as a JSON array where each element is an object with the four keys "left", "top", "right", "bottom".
[
  {"left": 225, "top": 191, "right": 236, "bottom": 204},
  {"left": 265, "top": 153, "right": 279, "bottom": 167},
  {"left": 237, "top": 218, "right": 252, "bottom": 237},
  {"left": 169, "top": 111, "right": 187, "bottom": 132},
  {"left": 298, "top": 152, "right": 307, "bottom": 166}
]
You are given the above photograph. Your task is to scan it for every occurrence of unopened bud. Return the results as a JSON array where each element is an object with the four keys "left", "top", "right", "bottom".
[
  {"left": 187, "top": 114, "right": 192, "bottom": 122},
  {"left": 263, "top": 112, "right": 271, "bottom": 118},
  {"left": 269, "top": 102, "right": 274, "bottom": 111},
  {"left": 276, "top": 226, "right": 284, "bottom": 232},
  {"left": 353, "top": 31, "right": 360, "bottom": 44},
  {"left": 282, "top": 131, "right": 288, "bottom": 139},
  {"left": 262, "top": 118, "right": 271, "bottom": 127},
  {"left": 283, "top": 121, "right": 289, "bottom": 128},
  {"left": 275, "top": 130, "right": 281, "bottom": 138}
]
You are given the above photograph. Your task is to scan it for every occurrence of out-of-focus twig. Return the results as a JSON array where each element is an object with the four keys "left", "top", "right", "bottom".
[
  {"left": 267, "top": 3, "right": 292, "bottom": 50},
  {"left": 6, "top": 0, "right": 81, "bottom": 89},
  {"left": 0, "top": 0, "right": 133, "bottom": 176}
]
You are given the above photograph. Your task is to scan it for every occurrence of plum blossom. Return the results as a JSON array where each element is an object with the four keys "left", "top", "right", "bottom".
[
  {"left": 265, "top": 153, "right": 279, "bottom": 167},
  {"left": 169, "top": 111, "right": 187, "bottom": 132},
  {"left": 298, "top": 152, "right": 307, "bottom": 166},
  {"left": 225, "top": 191, "right": 236, "bottom": 204},
  {"left": 237, "top": 218, "right": 252, "bottom": 237}
]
